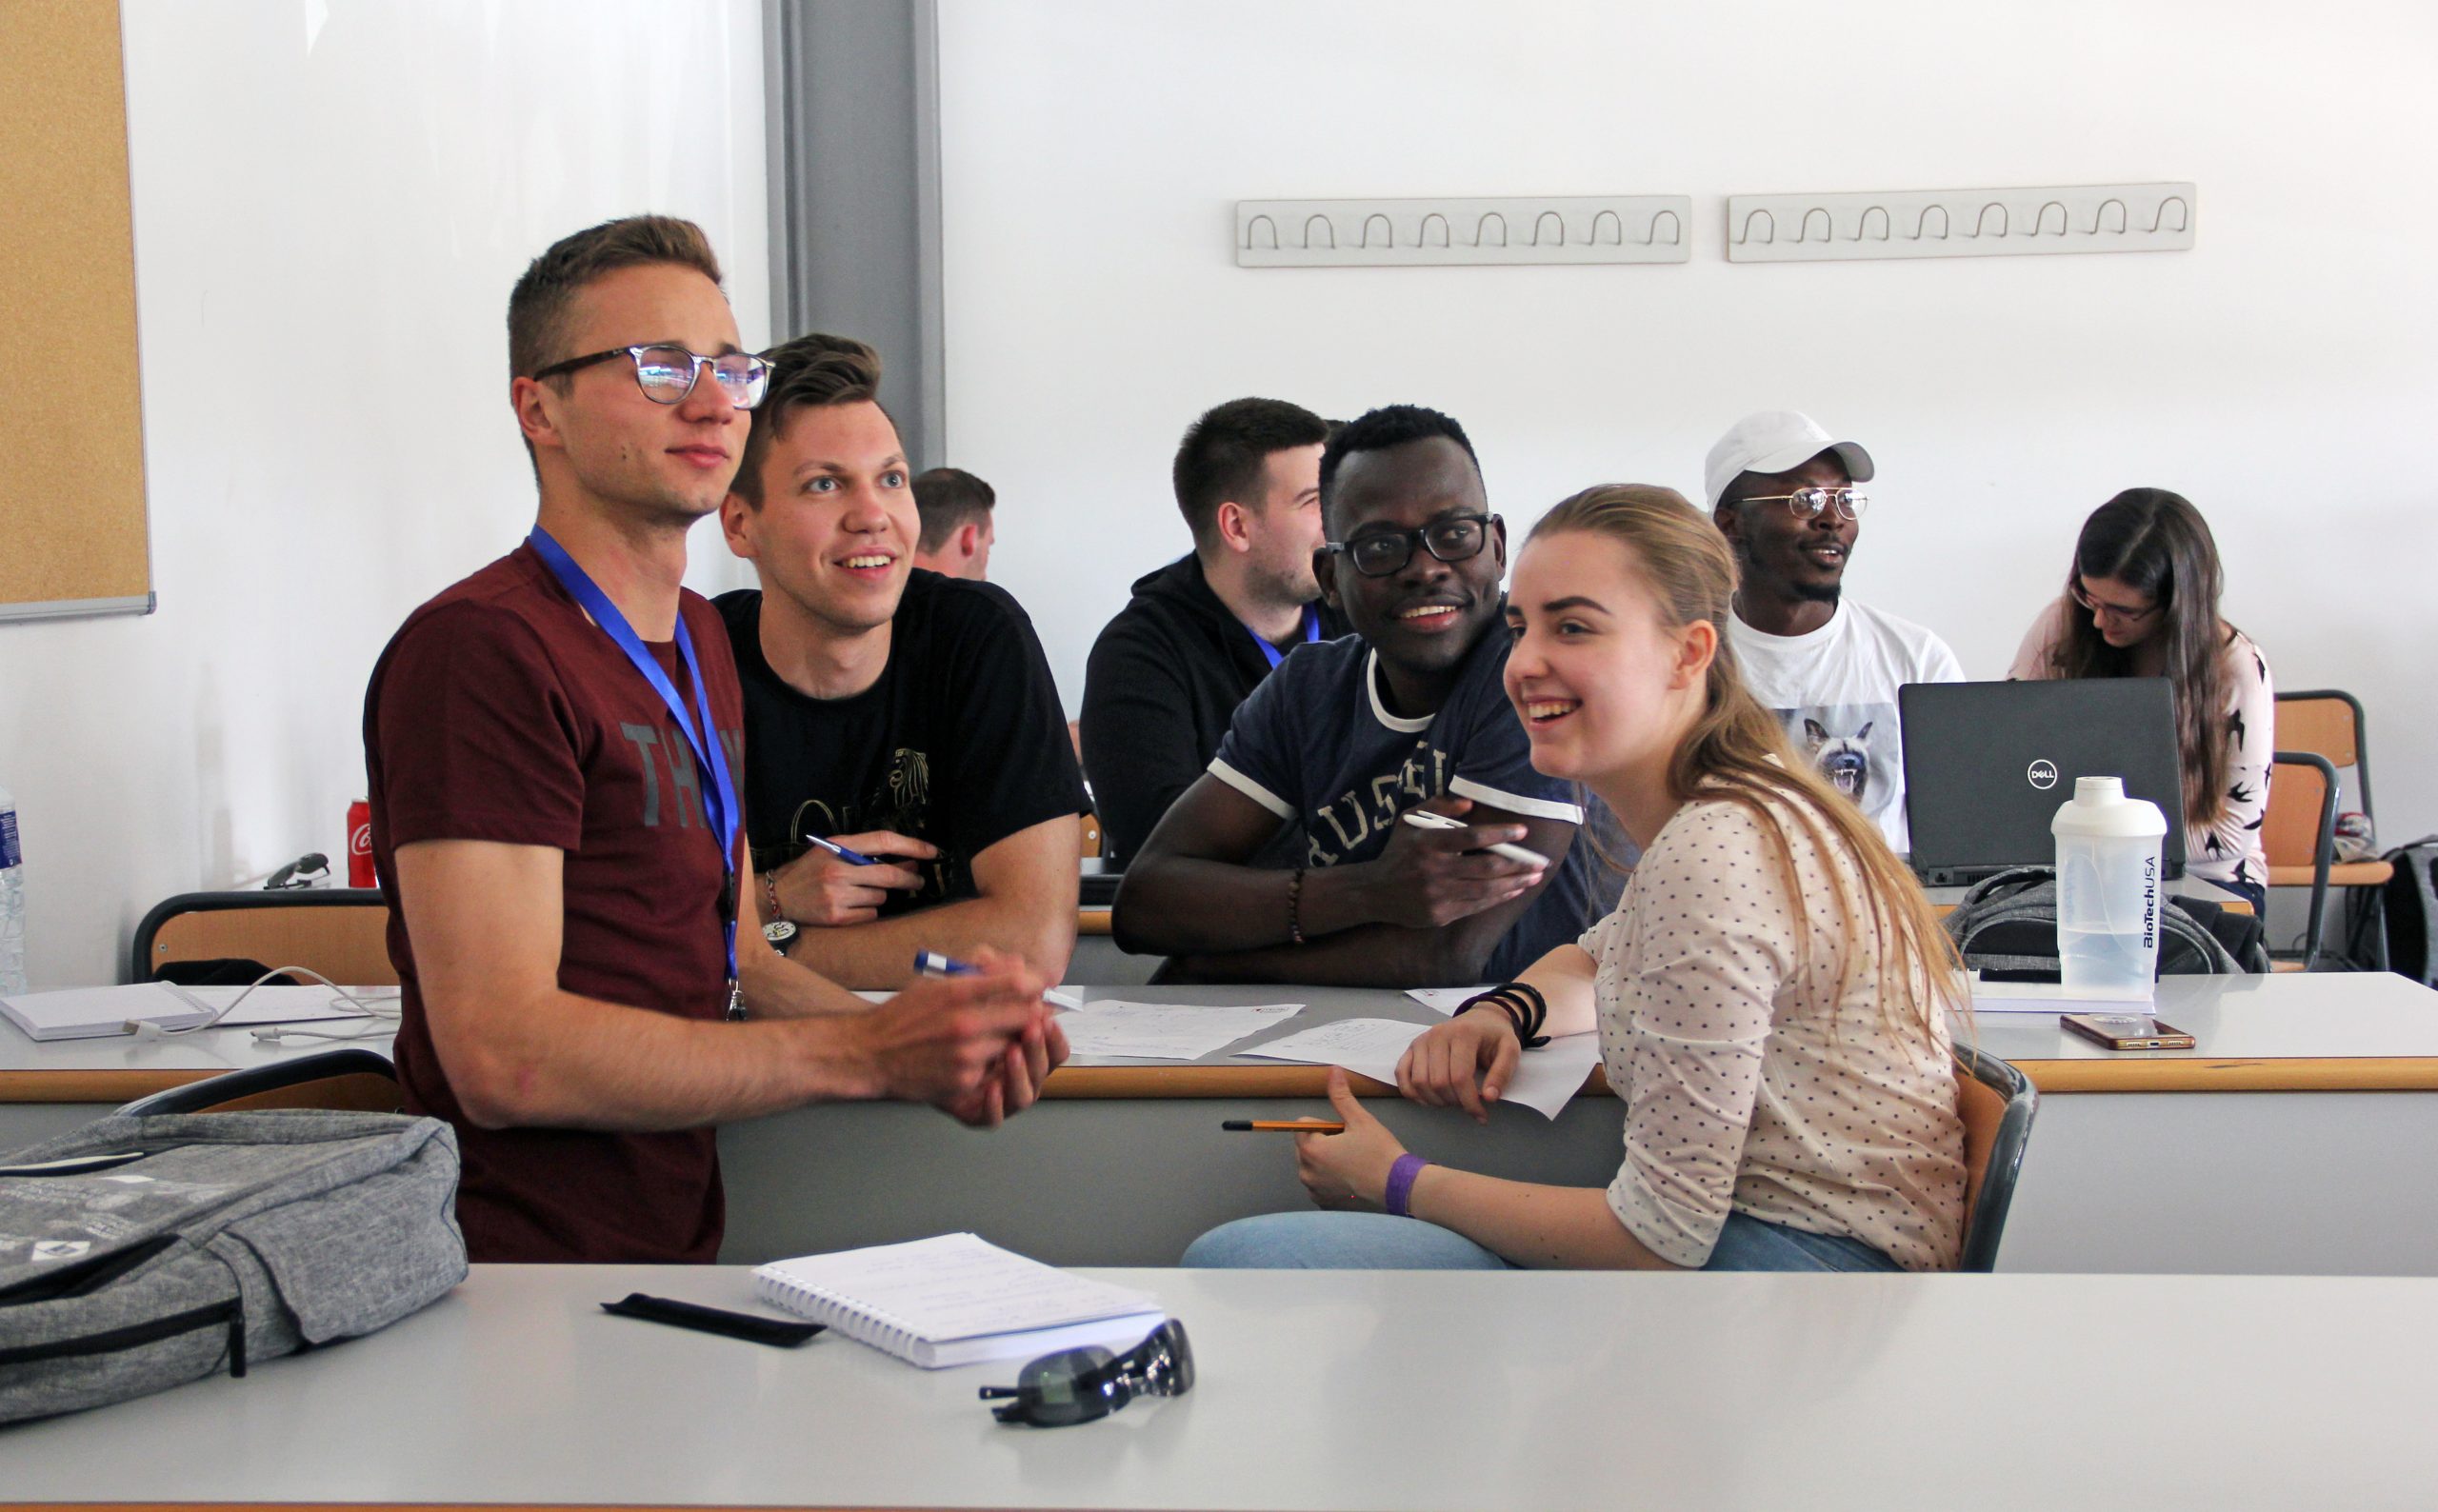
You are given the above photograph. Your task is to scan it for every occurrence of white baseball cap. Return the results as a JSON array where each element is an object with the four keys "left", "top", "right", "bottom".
[{"left": 1703, "top": 410, "right": 1875, "bottom": 507}]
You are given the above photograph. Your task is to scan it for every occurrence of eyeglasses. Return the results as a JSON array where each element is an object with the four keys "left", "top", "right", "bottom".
[
  {"left": 530, "top": 344, "right": 770, "bottom": 409},
  {"left": 1741, "top": 487, "right": 1868, "bottom": 522},
  {"left": 1325, "top": 512, "right": 1499, "bottom": 578},
  {"left": 979, "top": 1319, "right": 1194, "bottom": 1427},
  {"left": 2070, "top": 579, "right": 2163, "bottom": 625}
]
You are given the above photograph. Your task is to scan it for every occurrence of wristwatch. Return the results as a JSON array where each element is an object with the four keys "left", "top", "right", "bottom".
[{"left": 763, "top": 919, "right": 799, "bottom": 956}]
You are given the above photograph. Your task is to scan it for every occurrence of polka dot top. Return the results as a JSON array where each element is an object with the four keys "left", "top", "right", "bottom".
[{"left": 1581, "top": 790, "right": 1968, "bottom": 1271}]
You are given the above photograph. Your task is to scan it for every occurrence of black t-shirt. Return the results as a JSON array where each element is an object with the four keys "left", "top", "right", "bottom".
[{"left": 714, "top": 572, "right": 1087, "bottom": 912}]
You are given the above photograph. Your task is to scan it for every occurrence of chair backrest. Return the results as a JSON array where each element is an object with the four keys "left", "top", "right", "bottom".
[
  {"left": 1079, "top": 812, "right": 1104, "bottom": 860},
  {"left": 2274, "top": 689, "right": 2365, "bottom": 772},
  {"left": 1953, "top": 1044, "right": 2038, "bottom": 1273},
  {"left": 133, "top": 890, "right": 396, "bottom": 987},
  {"left": 2263, "top": 752, "right": 2337, "bottom": 870},
  {"left": 118, "top": 1048, "right": 402, "bottom": 1117}
]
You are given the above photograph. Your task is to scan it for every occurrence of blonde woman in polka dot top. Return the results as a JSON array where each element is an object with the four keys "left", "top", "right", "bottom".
[{"left": 1186, "top": 485, "right": 1968, "bottom": 1273}]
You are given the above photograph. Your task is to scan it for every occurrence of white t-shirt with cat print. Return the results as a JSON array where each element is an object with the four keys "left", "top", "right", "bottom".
[{"left": 1726, "top": 600, "right": 1965, "bottom": 854}]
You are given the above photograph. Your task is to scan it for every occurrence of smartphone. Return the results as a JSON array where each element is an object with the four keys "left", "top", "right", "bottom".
[
  {"left": 1400, "top": 809, "right": 1549, "bottom": 868},
  {"left": 2060, "top": 1013, "right": 2196, "bottom": 1051}
]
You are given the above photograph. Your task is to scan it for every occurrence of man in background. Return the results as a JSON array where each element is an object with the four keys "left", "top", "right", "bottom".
[
  {"left": 1081, "top": 397, "right": 1342, "bottom": 865},
  {"left": 1707, "top": 409, "right": 1964, "bottom": 851},
  {"left": 911, "top": 466, "right": 995, "bottom": 580}
]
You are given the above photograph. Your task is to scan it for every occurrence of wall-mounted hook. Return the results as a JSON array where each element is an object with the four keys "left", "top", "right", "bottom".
[
  {"left": 1914, "top": 205, "right": 1949, "bottom": 240},
  {"left": 1360, "top": 213, "right": 1392, "bottom": 249},
  {"left": 1858, "top": 206, "right": 1890, "bottom": 241},
  {"left": 2093, "top": 198, "right": 2128, "bottom": 233},
  {"left": 1649, "top": 209, "right": 1682, "bottom": 246},
  {"left": 2034, "top": 201, "right": 2068, "bottom": 236},
  {"left": 2150, "top": 196, "right": 2188, "bottom": 234},
  {"left": 1419, "top": 212, "right": 1450, "bottom": 249},
  {"left": 1971, "top": 203, "right": 2008, "bottom": 238},
  {"left": 1236, "top": 194, "right": 1691, "bottom": 266},
  {"left": 1302, "top": 214, "right": 1335, "bottom": 250},
  {"left": 1244, "top": 214, "right": 1278, "bottom": 251},
  {"left": 1591, "top": 209, "right": 1623, "bottom": 246},
  {"left": 1738, "top": 208, "right": 1775, "bottom": 245},
  {"left": 1723, "top": 183, "right": 2192, "bottom": 263},
  {"left": 1798, "top": 207, "right": 1832, "bottom": 243},
  {"left": 1476, "top": 212, "right": 1509, "bottom": 248}
]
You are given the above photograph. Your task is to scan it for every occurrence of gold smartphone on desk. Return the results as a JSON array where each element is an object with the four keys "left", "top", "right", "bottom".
[{"left": 2060, "top": 1013, "right": 2197, "bottom": 1051}]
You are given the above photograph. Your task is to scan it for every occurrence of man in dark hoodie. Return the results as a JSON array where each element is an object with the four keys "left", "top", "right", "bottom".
[{"left": 1081, "top": 397, "right": 1340, "bottom": 865}]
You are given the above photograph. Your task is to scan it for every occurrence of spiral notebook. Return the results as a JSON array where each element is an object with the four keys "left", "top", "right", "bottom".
[{"left": 751, "top": 1233, "right": 1164, "bottom": 1369}]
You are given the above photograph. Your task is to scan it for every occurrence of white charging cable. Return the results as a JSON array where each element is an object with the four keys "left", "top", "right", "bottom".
[{"left": 124, "top": 966, "right": 401, "bottom": 1044}]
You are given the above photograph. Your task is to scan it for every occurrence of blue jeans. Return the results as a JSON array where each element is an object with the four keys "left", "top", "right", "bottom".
[{"left": 1182, "top": 1208, "right": 1902, "bottom": 1273}]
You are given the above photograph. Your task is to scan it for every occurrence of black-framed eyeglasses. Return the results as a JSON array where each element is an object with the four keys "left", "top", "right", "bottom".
[
  {"left": 1740, "top": 487, "right": 1868, "bottom": 521},
  {"left": 530, "top": 344, "right": 770, "bottom": 409},
  {"left": 979, "top": 1319, "right": 1194, "bottom": 1427},
  {"left": 1325, "top": 512, "right": 1499, "bottom": 578},
  {"left": 2070, "top": 578, "right": 2164, "bottom": 625}
]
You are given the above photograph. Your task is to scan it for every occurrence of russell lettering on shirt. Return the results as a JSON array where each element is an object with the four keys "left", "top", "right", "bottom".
[
  {"left": 1705, "top": 409, "right": 1964, "bottom": 852},
  {"left": 717, "top": 332, "right": 1089, "bottom": 990},
  {"left": 364, "top": 217, "right": 1063, "bottom": 1265},
  {"left": 1112, "top": 404, "right": 1608, "bottom": 988}
]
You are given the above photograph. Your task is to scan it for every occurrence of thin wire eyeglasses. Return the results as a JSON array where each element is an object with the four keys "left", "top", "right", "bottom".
[
  {"left": 530, "top": 345, "right": 770, "bottom": 409},
  {"left": 2070, "top": 578, "right": 2164, "bottom": 625},
  {"left": 1740, "top": 487, "right": 1868, "bottom": 522},
  {"left": 1324, "top": 512, "right": 1499, "bottom": 578},
  {"left": 978, "top": 1320, "right": 1195, "bottom": 1427}
]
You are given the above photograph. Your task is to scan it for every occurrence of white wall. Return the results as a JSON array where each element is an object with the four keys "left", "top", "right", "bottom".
[
  {"left": 0, "top": 1, "right": 767, "bottom": 988},
  {"left": 937, "top": 1, "right": 2438, "bottom": 844}
]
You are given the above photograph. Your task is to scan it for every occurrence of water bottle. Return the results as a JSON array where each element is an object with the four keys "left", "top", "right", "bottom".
[
  {"left": 2051, "top": 776, "right": 2168, "bottom": 1000},
  {"left": 0, "top": 784, "right": 23, "bottom": 996}
]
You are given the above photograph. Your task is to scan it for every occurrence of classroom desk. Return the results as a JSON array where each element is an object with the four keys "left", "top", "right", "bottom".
[
  {"left": 8, "top": 975, "right": 2437, "bottom": 1275},
  {"left": 4, "top": 1263, "right": 2433, "bottom": 1510}
]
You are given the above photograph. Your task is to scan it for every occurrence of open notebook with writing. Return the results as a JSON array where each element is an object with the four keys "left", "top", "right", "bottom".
[{"left": 752, "top": 1232, "right": 1163, "bottom": 1369}]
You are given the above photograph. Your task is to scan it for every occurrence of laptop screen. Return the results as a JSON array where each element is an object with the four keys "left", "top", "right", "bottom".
[{"left": 1898, "top": 678, "right": 2188, "bottom": 886}]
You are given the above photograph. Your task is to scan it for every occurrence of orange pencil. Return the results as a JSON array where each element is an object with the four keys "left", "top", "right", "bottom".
[{"left": 1220, "top": 1120, "right": 1346, "bottom": 1133}]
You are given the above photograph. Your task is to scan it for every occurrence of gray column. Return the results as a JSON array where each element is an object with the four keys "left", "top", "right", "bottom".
[{"left": 763, "top": 0, "right": 945, "bottom": 467}]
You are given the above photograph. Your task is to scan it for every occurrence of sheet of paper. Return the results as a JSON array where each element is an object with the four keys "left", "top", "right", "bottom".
[
  {"left": 760, "top": 1233, "right": 1160, "bottom": 1343},
  {"left": 1405, "top": 986, "right": 1490, "bottom": 1016},
  {"left": 0, "top": 984, "right": 388, "bottom": 1043},
  {"left": 1240, "top": 1017, "right": 1601, "bottom": 1120},
  {"left": 1056, "top": 1001, "right": 1304, "bottom": 1061},
  {"left": 1968, "top": 975, "right": 2154, "bottom": 1013}
]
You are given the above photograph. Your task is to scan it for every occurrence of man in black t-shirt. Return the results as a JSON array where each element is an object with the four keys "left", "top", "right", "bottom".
[{"left": 716, "top": 333, "right": 1087, "bottom": 988}]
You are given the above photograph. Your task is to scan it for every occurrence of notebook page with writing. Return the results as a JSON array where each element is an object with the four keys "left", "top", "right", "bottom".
[{"left": 753, "top": 1233, "right": 1162, "bottom": 1369}]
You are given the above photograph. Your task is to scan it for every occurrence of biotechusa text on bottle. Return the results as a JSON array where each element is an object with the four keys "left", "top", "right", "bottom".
[
  {"left": 0, "top": 809, "right": 18, "bottom": 870},
  {"left": 2142, "top": 855, "right": 2158, "bottom": 949}
]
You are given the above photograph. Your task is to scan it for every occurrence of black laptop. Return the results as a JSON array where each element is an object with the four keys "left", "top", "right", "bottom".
[{"left": 1899, "top": 678, "right": 2187, "bottom": 886}]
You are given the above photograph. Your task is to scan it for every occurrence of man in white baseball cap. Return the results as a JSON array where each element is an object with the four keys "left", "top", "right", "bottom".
[{"left": 1706, "top": 409, "right": 1963, "bottom": 852}]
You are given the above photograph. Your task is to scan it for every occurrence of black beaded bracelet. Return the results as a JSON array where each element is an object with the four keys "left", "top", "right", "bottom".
[
  {"left": 1287, "top": 867, "right": 1308, "bottom": 945},
  {"left": 1452, "top": 983, "right": 1549, "bottom": 1048}
]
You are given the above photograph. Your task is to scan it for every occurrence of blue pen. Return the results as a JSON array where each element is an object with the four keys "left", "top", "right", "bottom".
[
  {"left": 913, "top": 952, "right": 1082, "bottom": 1011},
  {"left": 805, "top": 834, "right": 878, "bottom": 866}
]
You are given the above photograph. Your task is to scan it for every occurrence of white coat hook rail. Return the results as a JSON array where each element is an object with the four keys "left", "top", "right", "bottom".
[
  {"left": 1723, "top": 183, "right": 2196, "bottom": 263},
  {"left": 1236, "top": 195, "right": 1692, "bottom": 267}
]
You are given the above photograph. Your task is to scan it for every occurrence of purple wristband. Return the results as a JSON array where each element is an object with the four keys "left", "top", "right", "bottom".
[{"left": 1383, "top": 1152, "right": 1431, "bottom": 1219}]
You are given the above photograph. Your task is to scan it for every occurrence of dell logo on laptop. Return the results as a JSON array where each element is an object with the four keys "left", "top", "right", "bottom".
[{"left": 2027, "top": 760, "right": 2060, "bottom": 790}]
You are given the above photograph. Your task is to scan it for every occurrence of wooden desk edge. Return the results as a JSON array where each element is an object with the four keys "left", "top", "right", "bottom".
[
  {"left": 1044, "top": 1057, "right": 2438, "bottom": 1099},
  {"left": 11, "top": 1057, "right": 2438, "bottom": 1107}
]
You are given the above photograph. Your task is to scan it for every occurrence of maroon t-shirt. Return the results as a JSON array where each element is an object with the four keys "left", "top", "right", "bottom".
[{"left": 364, "top": 543, "right": 747, "bottom": 1263}]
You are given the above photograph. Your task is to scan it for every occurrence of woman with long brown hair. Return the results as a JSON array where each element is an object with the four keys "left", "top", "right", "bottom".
[
  {"left": 1184, "top": 486, "right": 1968, "bottom": 1272},
  {"left": 2009, "top": 489, "right": 2272, "bottom": 911}
]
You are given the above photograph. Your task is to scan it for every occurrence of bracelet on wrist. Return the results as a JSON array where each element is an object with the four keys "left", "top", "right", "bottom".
[
  {"left": 1453, "top": 984, "right": 1549, "bottom": 1048},
  {"left": 1384, "top": 1152, "right": 1431, "bottom": 1219},
  {"left": 762, "top": 871, "right": 784, "bottom": 927},
  {"left": 1287, "top": 866, "right": 1308, "bottom": 945}
]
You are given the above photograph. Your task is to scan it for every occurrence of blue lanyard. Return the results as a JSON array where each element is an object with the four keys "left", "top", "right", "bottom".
[
  {"left": 527, "top": 527, "right": 744, "bottom": 1014},
  {"left": 1247, "top": 605, "right": 1321, "bottom": 670}
]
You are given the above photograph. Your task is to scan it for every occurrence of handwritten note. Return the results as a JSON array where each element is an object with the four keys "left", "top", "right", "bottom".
[
  {"left": 1056, "top": 1001, "right": 1305, "bottom": 1061},
  {"left": 1241, "top": 1017, "right": 1601, "bottom": 1120}
]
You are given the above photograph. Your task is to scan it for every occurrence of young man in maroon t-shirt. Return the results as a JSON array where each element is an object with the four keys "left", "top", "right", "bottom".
[{"left": 363, "top": 215, "right": 1066, "bottom": 1263}]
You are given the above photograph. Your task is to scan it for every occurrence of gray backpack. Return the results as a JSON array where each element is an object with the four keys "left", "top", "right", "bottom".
[
  {"left": 1943, "top": 865, "right": 2258, "bottom": 978},
  {"left": 0, "top": 1110, "right": 467, "bottom": 1424}
]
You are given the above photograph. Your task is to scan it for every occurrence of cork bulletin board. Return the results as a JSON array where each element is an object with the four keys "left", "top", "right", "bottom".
[{"left": 0, "top": 0, "right": 153, "bottom": 623}]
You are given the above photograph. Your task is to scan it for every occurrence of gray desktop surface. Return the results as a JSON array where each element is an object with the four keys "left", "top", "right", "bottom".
[{"left": 1, "top": 1263, "right": 2430, "bottom": 1510}]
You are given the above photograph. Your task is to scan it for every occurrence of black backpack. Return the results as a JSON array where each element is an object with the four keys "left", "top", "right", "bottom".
[
  {"left": 1943, "top": 866, "right": 2268, "bottom": 979},
  {"left": 2351, "top": 837, "right": 2438, "bottom": 985}
]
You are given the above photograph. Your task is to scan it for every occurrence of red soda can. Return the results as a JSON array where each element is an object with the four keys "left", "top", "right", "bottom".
[{"left": 348, "top": 801, "right": 375, "bottom": 888}]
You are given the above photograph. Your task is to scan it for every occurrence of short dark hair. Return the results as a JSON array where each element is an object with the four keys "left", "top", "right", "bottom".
[
  {"left": 1170, "top": 397, "right": 1329, "bottom": 547},
  {"left": 1318, "top": 405, "right": 1481, "bottom": 532},
  {"left": 913, "top": 467, "right": 995, "bottom": 551},
  {"left": 731, "top": 332, "right": 888, "bottom": 507},
  {"left": 507, "top": 214, "right": 724, "bottom": 384}
]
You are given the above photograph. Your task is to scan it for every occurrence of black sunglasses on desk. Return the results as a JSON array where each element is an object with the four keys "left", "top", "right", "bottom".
[{"left": 979, "top": 1319, "right": 1194, "bottom": 1427}]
